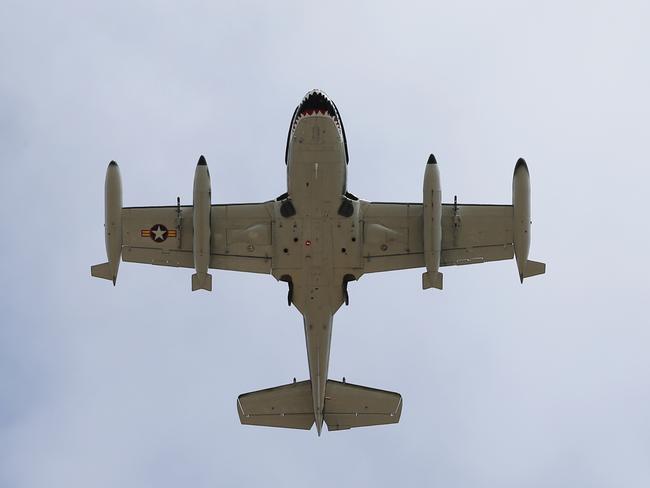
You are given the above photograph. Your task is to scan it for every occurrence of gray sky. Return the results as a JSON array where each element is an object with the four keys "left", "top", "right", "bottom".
[{"left": 2, "top": 1, "right": 649, "bottom": 486}]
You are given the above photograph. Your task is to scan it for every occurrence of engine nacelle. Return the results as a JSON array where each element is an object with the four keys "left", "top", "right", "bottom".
[
  {"left": 192, "top": 155, "right": 212, "bottom": 291},
  {"left": 422, "top": 154, "right": 443, "bottom": 290},
  {"left": 91, "top": 161, "right": 123, "bottom": 285}
]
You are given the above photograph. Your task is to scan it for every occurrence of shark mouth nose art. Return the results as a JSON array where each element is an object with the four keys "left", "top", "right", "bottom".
[{"left": 291, "top": 90, "right": 342, "bottom": 133}]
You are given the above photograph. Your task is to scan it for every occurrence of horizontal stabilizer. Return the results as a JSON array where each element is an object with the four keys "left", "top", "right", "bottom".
[
  {"left": 523, "top": 260, "right": 546, "bottom": 280},
  {"left": 237, "top": 379, "right": 403, "bottom": 432},
  {"left": 91, "top": 262, "right": 115, "bottom": 284},
  {"left": 422, "top": 271, "right": 443, "bottom": 290},
  {"left": 237, "top": 381, "right": 314, "bottom": 430},
  {"left": 324, "top": 380, "right": 402, "bottom": 431},
  {"left": 191, "top": 272, "right": 212, "bottom": 291}
]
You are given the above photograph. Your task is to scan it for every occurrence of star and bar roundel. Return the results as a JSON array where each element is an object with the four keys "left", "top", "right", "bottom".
[{"left": 141, "top": 224, "right": 177, "bottom": 242}]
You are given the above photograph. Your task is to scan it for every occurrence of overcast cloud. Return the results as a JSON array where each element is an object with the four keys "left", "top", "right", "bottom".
[{"left": 1, "top": 1, "right": 649, "bottom": 487}]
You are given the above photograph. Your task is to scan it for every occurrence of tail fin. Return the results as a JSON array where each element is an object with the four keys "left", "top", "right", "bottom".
[
  {"left": 91, "top": 262, "right": 116, "bottom": 285},
  {"left": 191, "top": 272, "right": 212, "bottom": 291},
  {"left": 422, "top": 271, "right": 443, "bottom": 290},
  {"left": 237, "top": 379, "right": 402, "bottom": 433},
  {"left": 521, "top": 260, "right": 546, "bottom": 282}
]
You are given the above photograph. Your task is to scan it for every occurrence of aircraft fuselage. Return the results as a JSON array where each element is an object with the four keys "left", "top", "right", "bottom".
[{"left": 272, "top": 91, "right": 356, "bottom": 434}]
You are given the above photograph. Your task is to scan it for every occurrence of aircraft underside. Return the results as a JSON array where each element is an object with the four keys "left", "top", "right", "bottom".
[{"left": 92, "top": 89, "right": 545, "bottom": 435}]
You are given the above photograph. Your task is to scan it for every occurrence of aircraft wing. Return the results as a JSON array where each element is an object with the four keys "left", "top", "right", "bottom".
[
  {"left": 121, "top": 202, "right": 274, "bottom": 274},
  {"left": 360, "top": 201, "right": 514, "bottom": 273}
]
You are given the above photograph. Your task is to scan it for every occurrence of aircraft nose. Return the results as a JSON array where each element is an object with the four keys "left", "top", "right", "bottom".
[{"left": 299, "top": 90, "right": 336, "bottom": 117}]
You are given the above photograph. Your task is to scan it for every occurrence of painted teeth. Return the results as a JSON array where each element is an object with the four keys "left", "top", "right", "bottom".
[
  {"left": 291, "top": 91, "right": 341, "bottom": 135},
  {"left": 291, "top": 110, "right": 340, "bottom": 133}
]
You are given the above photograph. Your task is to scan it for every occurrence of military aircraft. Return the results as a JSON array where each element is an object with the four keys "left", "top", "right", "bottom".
[{"left": 91, "top": 89, "right": 545, "bottom": 435}]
